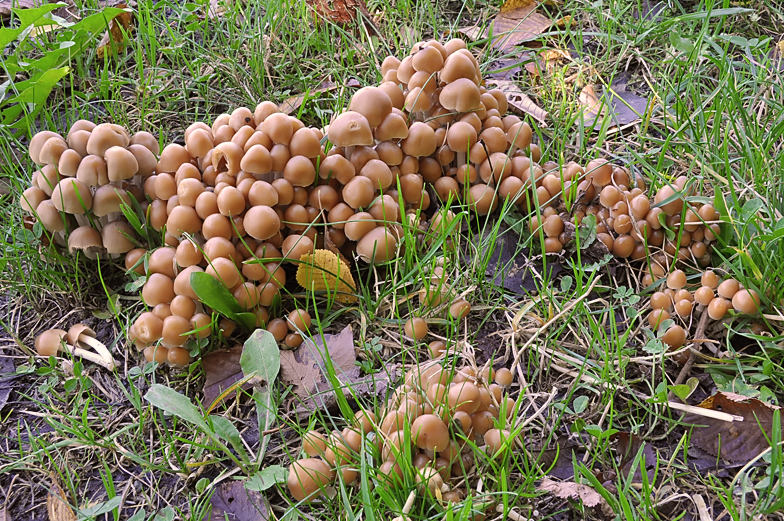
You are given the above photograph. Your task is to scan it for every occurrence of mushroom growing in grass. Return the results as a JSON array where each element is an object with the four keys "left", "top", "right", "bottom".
[
  {"left": 35, "top": 328, "right": 117, "bottom": 370},
  {"left": 67, "top": 324, "right": 118, "bottom": 370}
]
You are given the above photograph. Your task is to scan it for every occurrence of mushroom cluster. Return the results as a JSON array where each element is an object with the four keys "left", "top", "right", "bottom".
[
  {"left": 21, "top": 122, "right": 155, "bottom": 257},
  {"left": 647, "top": 269, "right": 763, "bottom": 363},
  {"left": 287, "top": 360, "right": 517, "bottom": 507},
  {"left": 35, "top": 323, "right": 119, "bottom": 370}
]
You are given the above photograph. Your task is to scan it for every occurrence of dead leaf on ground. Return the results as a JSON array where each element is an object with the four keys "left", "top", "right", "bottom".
[
  {"left": 296, "top": 249, "right": 358, "bottom": 304},
  {"left": 577, "top": 82, "right": 651, "bottom": 128},
  {"left": 0, "top": 351, "right": 15, "bottom": 410},
  {"left": 279, "top": 325, "right": 395, "bottom": 416},
  {"left": 539, "top": 477, "right": 606, "bottom": 508},
  {"left": 0, "top": 0, "right": 41, "bottom": 18},
  {"left": 0, "top": 505, "right": 8, "bottom": 521},
  {"left": 202, "top": 346, "right": 253, "bottom": 408},
  {"left": 684, "top": 392, "right": 783, "bottom": 463},
  {"left": 202, "top": 481, "right": 269, "bottom": 521},
  {"left": 614, "top": 432, "right": 657, "bottom": 483},
  {"left": 47, "top": 473, "right": 76, "bottom": 521},
  {"left": 459, "top": 0, "right": 553, "bottom": 53},
  {"left": 96, "top": 4, "right": 134, "bottom": 59},
  {"left": 278, "top": 78, "right": 361, "bottom": 115},
  {"left": 307, "top": 0, "right": 371, "bottom": 25},
  {"left": 485, "top": 79, "right": 548, "bottom": 125}
]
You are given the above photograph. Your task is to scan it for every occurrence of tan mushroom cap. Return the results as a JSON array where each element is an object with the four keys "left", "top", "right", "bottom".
[
  {"left": 212, "top": 141, "right": 243, "bottom": 176},
  {"left": 507, "top": 121, "right": 532, "bottom": 150},
  {"left": 356, "top": 226, "right": 398, "bottom": 264},
  {"left": 105, "top": 146, "right": 139, "bottom": 182},
  {"left": 130, "top": 131, "right": 160, "bottom": 155},
  {"left": 244, "top": 205, "right": 281, "bottom": 240},
  {"left": 58, "top": 149, "right": 82, "bottom": 177},
  {"left": 38, "top": 137, "right": 69, "bottom": 166},
  {"left": 35, "top": 328, "right": 67, "bottom": 356},
  {"left": 229, "top": 106, "right": 255, "bottom": 131},
  {"left": 289, "top": 127, "right": 322, "bottom": 158},
  {"left": 67, "top": 119, "right": 96, "bottom": 139},
  {"left": 348, "top": 87, "right": 393, "bottom": 128},
  {"left": 76, "top": 155, "right": 109, "bottom": 187},
  {"left": 328, "top": 111, "right": 374, "bottom": 147},
  {"left": 319, "top": 154, "right": 356, "bottom": 185},
  {"left": 261, "top": 113, "right": 293, "bottom": 145},
  {"left": 254, "top": 100, "right": 280, "bottom": 124},
  {"left": 440, "top": 51, "right": 476, "bottom": 83},
  {"left": 284, "top": 155, "right": 317, "bottom": 187},
  {"left": 377, "top": 82, "right": 405, "bottom": 110},
  {"left": 86, "top": 123, "right": 129, "bottom": 157},
  {"left": 439, "top": 78, "right": 481, "bottom": 112},
  {"left": 67, "top": 130, "right": 91, "bottom": 157},
  {"left": 92, "top": 185, "right": 131, "bottom": 217},
  {"left": 401, "top": 122, "right": 437, "bottom": 158},
  {"left": 412, "top": 46, "right": 444, "bottom": 74},
  {"left": 36, "top": 200, "right": 68, "bottom": 233},
  {"left": 342, "top": 176, "right": 375, "bottom": 209},
  {"left": 446, "top": 121, "right": 478, "bottom": 153},
  {"left": 29, "top": 131, "right": 62, "bottom": 165},
  {"left": 157, "top": 143, "right": 192, "bottom": 174},
  {"left": 167, "top": 205, "right": 202, "bottom": 237},
  {"left": 66, "top": 323, "right": 96, "bottom": 346},
  {"left": 128, "top": 144, "right": 158, "bottom": 177},
  {"left": 102, "top": 221, "right": 136, "bottom": 254},
  {"left": 68, "top": 226, "right": 103, "bottom": 256},
  {"left": 360, "top": 159, "right": 393, "bottom": 190},
  {"left": 52, "top": 178, "right": 93, "bottom": 214},
  {"left": 21, "top": 186, "right": 48, "bottom": 214}
]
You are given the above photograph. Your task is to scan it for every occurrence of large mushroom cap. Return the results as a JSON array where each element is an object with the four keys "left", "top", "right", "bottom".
[
  {"left": 102, "top": 221, "right": 136, "bottom": 254},
  {"left": 348, "top": 87, "right": 393, "bottom": 128},
  {"left": 29, "top": 131, "right": 63, "bottom": 165},
  {"left": 51, "top": 178, "right": 93, "bottom": 214},
  {"left": 68, "top": 226, "right": 103, "bottom": 256},
  {"left": 105, "top": 146, "right": 139, "bottom": 182},
  {"left": 36, "top": 200, "right": 68, "bottom": 233},
  {"left": 35, "top": 329, "right": 67, "bottom": 356},
  {"left": 439, "top": 78, "right": 481, "bottom": 112},
  {"left": 86, "top": 123, "right": 129, "bottom": 157},
  {"left": 356, "top": 226, "right": 398, "bottom": 264},
  {"left": 327, "top": 111, "right": 373, "bottom": 147}
]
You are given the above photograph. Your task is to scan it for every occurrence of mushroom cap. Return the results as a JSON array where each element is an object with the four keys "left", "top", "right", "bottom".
[
  {"left": 287, "top": 458, "right": 335, "bottom": 502},
  {"left": 68, "top": 226, "right": 103, "bottom": 255},
  {"left": 377, "top": 82, "right": 405, "bottom": 110},
  {"left": 129, "top": 130, "right": 160, "bottom": 155},
  {"left": 289, "top": 127, "right": 322, "bottom": 158},
  {"left": 35, "top": 329, "right": 67, "bottom": 356},
  {"left": 36, "top": 200, "right": 68, "bottom": 233},
  {"left": 76, "top": 155, "right": 109, "bottom": 187},
  {"left": 86, "top": 123, "right": 129, "bottom": 157},
  {"left": 507, "top": 121, "right": 532, "bottom": 150},
  {"left": 51, "top": 178, "right": 93, "bottom": 214},
  {"left": 92, "top": 185, "right": 131, "bottom": 217},
  {"left": 446, "top": 121, "right": 478, "bottom": 153},
  {"left": 261, "top": 113, "right": 293, "bottom": 145},
  {"left": 328, "top": 111, "right": 374, "bottom": 147},
  {"left": 21, "top": 186, "right": 48, "bottom": 214},
  {"left": 374, "top": 112, "right": 409, "bottom": 142},
  {"left": 440, "top": 51, "right": 476, "bottom": 83},
  {"left": 29, "top": 131, "right": 63, "bottom": 165},
  {"left": 484, "top": 428, "right": 511, "bottom": 455},
  {"left": 401, "top": 122, "right": 436, "bottom": 158},
  {"left": 67, "top": 130, "right": 91, "bottom": 157},
  {"left": 240, "top": 144, "right": 273, "bottom": 175},
  {"left": 58, "top": 149, "right": 83, "bottom": 177},
  {"left": 411, "top": 414, "right": 449, "bottom": 452},
  {"left": 157, "top": 143, "right": 192, "bottom": 174},
  {"left": 284, "top": 156, "right": 317, "bottom": 187},
  {"left": 104, "top": 146, "right": 139, "bottom": 182},
  {"left": 356, "top": 226, "right": 397, "bottom": 264},
  {"left": 319, "top": 154, "right": 356, "bottom": 185},
  {"left": 102, "top": 221, "right": 136, "bottom": 254},
  {"left": 244, "top": 205, "right": 281, "bottom": 241},
  {"left": 128, "top": 144, "right": 158, "bottom": 177},
  {"left": 360, "top": 159, "right": 393, "bottom": 191},
  {"left": 38, "top": 137, "right": 69, "bottom": 166},
  {"left": 348, "top": 87, "right": 393, "bottom": 128},
  {"left": 66, "top": 323, "right": 96, "bottom": 345},
  {"left": 732, "top": 289, "right": 761, "bottom": 314},
  {"left": 439, "top": 78, "right": 481, "bottom": 112}
]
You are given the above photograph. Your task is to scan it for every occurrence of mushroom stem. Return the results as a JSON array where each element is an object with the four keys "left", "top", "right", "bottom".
[
  {"left": 74, "top": 214, "right": 91, "bottom": 227},
  {"left": 76, "top": 334, "right": 115, "bottom": 365},
  {"left": 456, "top": 152, "right": 466, "bottom": 168},
  {"left": 55, "top": 342, "right": 117, "bottom": 371}
]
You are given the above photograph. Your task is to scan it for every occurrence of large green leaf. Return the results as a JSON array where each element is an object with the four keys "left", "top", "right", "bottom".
[
  {"left": 190, "top": 271, "right": 256, "bottom": 331},
  {"left": 240, "top": 329, "right": 280, "bottom": 385},
  {"left": 210, "top": 415, "right": 248, "bottom": 461},
  {"left": 144, "top": 384, "right": 209, "bottom": 431}
]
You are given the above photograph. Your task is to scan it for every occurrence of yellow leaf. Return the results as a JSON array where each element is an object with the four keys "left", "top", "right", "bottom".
[
  {"left": 296, "top": 249, "right": 358, "bottom": 304},
  {"left": 47, "top": 473, "right": 76, "bottom": 521}
]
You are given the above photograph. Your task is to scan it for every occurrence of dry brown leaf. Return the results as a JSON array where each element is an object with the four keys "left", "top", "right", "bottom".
[
  {"left": 202, "top": 481, "right": 269, "bottom": 521},
  {"left": 578, "top": 82, "right": 651, "bottom": 128},
  {"left": 308, "top": 0, "right": 370, "bottom": 25},
  {"left": 578, "top": 84, "right": 605, "bottom": 121},
  {"left": 279, "top": 78, "right": 360, "bottom": 115},
  {"left": 47, "top": 474, "right": 76, "bottom": 521},
  {"left": 279, "top": 325, "right": 395, "bottom": 415},
  {"left": 96, "top": 4, "right": 133, "bottom": 59},
  {"left": 685, "top": 392, "right": 783, "bottom": 463},
  {"left": 202, "top": 346, "right": 253, "bottom": 407},
  {"left": 0, "top": 0, "right": 40, "bottom": 18},
  {"left": 539, "top": 477, "right": 605, "bottom": 508},
  {"left": 485, "top": 79, "right": 547, "bottom": 125},
  {"left": 459, "top": 0, "right": 552, "bottom": 52}
]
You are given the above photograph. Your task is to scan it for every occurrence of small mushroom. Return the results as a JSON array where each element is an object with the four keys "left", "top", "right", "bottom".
[
  {"left": 35, "top": 328, "right": 116, "bottom": 370},
  {"left": 67, "top": 324, "right": 118, "bottom": 369},
  {"left": 287, "top": 458, "right": 335, "bottom": 502}
]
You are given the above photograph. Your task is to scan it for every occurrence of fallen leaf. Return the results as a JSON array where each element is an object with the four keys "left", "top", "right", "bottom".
[
  {"left": 308, "top": 0, "right": 371, "bottom": 25},
  {"left": 578, "top": 82, "right": 650, "bottom": 128},
  {"left": 202, "top": 346, "right": 253, "bottom": 408},
  {"left": 484, "top": 56, "right": 527, "bottom": 81},
  {"left": 279, "top": 325, "right": 395, "bottom": 415},
  {"left": 539, "top": 477, "right": 605, "bottom": 508},
  {"left": 202, "top": 481, "right": 269, "bottom": 521},
  {"left": 0, "top": 352, "right": 15, "bottom": 410},
  {"left": 685, "top": 392, "right": 784, "bottom": 463},
  {"left": 47, "top": 473, "right": 77, "bottom": 521},
  {"left": 278, "top": 79, "right": 360, "bottom": 115},
  {"left": 485, "top": 79, "right": 548, "bottom": 125},
  {"left": 96, "top": 4, "right": 134, "bottom": 59},
  {"left": 459, "top": 0, "right": 553, "bottom": 53},
  {"left": 614, "top": 432, "right": 657, "bottom": 483},
  {"left": 296, "top": 249, "right": 357, "bottom": 304},
  {"left": 0, "top": 0, "right": 39, "bottom": 18}
]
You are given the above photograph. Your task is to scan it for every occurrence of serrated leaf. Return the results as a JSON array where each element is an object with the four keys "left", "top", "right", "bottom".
[
  {"left": 240, "top": 329, "right": 280, "bottom": 385},
  {"left": 245, "top": 465, "right": 287, "bottom": 492}
]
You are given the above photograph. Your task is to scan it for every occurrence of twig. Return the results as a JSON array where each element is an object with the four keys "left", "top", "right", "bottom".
[
  {"left": 668, "top": 310, "right": 710, "bottom": 400},
  {"left": 667, "top": 401, "right": 742, "bottom": 422}
]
